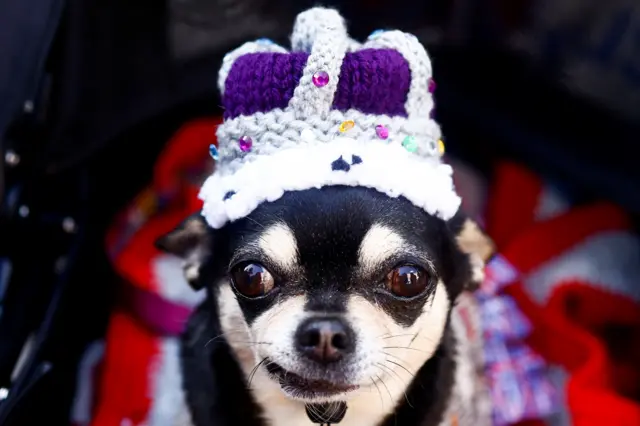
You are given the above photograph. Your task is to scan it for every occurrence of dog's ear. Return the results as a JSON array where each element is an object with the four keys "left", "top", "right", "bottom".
[
  {"left": 448, "top": 212, "right": 495, "bottom": 290},
  {"left": 155, "top": 214, "right": 211, "bottom": 290}
]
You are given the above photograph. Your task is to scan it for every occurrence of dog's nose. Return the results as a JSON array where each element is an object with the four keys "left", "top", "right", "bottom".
[{"left": 295, "top": 317, "right": 354, "bottom": 363}]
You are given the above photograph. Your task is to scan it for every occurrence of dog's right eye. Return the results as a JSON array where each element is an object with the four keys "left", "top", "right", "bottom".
[{"left": 230, "top": 263, "right": 275, "bottom": 298}]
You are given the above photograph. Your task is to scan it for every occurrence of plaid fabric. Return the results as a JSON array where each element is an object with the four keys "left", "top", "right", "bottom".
[{"left": 476, "top": 255, "right": 558, "bottom": 425}]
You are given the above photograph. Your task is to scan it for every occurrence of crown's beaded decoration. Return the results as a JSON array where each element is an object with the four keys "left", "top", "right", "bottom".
[
  {"left": 428, "top": 78, "right": 437, "bottom": 93},
  {"left": 209, "top": 144, "right": 219, "bottom": 161},
  {"left": 312, "top": 71, "right": 330, "bottom": 87},
  {"left": 438, "top": 139, "right": 445, "bottom": 155},
  {"left": 375, "top": 124, "right": 389, "bottom": 140},
  {"left": 339, "top": 120, "right": 355, "bottom": 133},
  {"left": 402, "top": 136, "right": 418, "bottom": 153},
  {"left": 238, "top": 136, "right": 253, "bottom": 152},
  {"left": 368, "top": 29, "right": 384, "bottom": 39}
]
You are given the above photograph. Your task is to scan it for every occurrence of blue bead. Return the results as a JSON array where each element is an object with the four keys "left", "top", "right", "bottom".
[
  {"left": 256, "top": 38, "right": 273, "bottom": 45},
  {"left": 368, "top": 29, "right": 384, "bottom": 40},
  {"left": 209, "top": 144, "right": 219, "bottom": 161}
]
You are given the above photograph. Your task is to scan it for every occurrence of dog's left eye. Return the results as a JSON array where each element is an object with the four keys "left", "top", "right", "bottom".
[
  {"left": 385, "top": 265, "right": 430, "bottom": 298},
  {"left": 230, "top": 263, "right": 275, "bottom": 298}
]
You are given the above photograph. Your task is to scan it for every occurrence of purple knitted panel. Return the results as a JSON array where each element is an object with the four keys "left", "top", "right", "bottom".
[
  {"left": 224, "top": 52, "right": 309, "bottom": 119},
  {"left": 333, "top": 49, "right": 410, "bottom": 116},
  {"left": 223, "top": 49, "right": 410, "bottom": 119}
]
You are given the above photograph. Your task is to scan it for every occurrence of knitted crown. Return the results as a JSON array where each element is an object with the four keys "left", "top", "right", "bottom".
[{"left": 199, "top": 7, "right": 461, "bottom": 229}]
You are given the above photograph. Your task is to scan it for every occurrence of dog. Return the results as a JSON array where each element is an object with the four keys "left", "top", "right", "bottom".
[{"left": 157, "top": 184, "right": 493, "bottom": 426}]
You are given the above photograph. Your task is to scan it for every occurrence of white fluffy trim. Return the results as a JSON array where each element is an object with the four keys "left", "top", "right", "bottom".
[{"left": 199, "top": 138, "right": 461, "bottom": 229}]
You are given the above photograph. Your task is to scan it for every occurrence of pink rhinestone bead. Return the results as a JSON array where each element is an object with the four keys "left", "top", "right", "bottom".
[
  {"left": 312, "top": 71, "right": 330, "bottom": 87},
  {"left": 428, "top": 78, "right": 436, "bottom": 93},
  {"left": 375, "top": 124, "right": 389, "bottom": 140},
  {"left": 238, "top": 135, "right": 253, "bottom": 152}
]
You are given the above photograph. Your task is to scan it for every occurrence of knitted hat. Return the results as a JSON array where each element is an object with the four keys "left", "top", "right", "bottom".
[{"left": 200, "top": 7, "right": 460, "bottom": 229}]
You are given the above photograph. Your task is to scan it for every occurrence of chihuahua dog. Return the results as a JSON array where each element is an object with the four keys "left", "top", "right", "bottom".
[{"left": 157, "top": 185, "right": 493, "bottom": 426}]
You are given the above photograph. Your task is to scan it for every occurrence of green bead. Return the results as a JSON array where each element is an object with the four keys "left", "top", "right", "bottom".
[{"left": 402, "top": 136, "right": 418, "bottom": 153}]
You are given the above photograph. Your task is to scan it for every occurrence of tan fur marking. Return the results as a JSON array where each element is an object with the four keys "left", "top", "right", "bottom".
[
  {"left": 455, "top": 220, "right": 494, "bottom": 262},
  {"left": 456, "top": 219, "right": 494, "bottom": 285},
  {"left": 257, "top": 222, "right": 299, "bottom": 272},
  {"left": 358, "top": 224, "right": 410, "bottom": 272},
  {"left": 216, "top": 283, "right": 255, "bottom": 366}
]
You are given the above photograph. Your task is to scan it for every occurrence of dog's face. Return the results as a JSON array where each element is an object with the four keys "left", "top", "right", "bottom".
[{"left": 158, "top": 186, "right": 492, "bottom": 406}]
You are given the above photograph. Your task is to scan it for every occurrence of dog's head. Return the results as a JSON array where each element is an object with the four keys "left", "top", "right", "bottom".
[{"left": 158, "top": 186, "right": 492, "bottom": 405}]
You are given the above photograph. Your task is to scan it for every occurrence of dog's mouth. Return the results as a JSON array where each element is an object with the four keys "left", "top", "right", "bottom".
[{"left": 265, "top": 361, "right": 359, "bottom": 399}]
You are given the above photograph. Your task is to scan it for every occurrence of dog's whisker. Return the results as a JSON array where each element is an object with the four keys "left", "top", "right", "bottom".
[
  {"left": 409, "top": 330, "right": 421, "bottom": 345},
  {"left": 385, "top": 357, "right": 425, "bottom": 390},
  {"left": 306, "top": 403, "right": 322, "bottom": 421},
  {"left": 377, "top": 362, "right": 406, "bottom": 387},
  {"left": 383, "top": 346, "right": 429, "bottom": 353},
  {"left": 204, "top": 333, "right": 230, "bottom": 347},
  {"left": 377, "top": 362, "right": 414, "bottom": 409},
  {"left": 204, "top": 329, "right": 254, "bottom": 347},
  {"left": 328, "top": 400, "right": 341, "bottom": 421},
  {"left": 380, "top": 333, "right": 417, "bottom": 340},
  {"left": 376, "top": 331, "right": 394, "bottom": 339},
  {"left": 205, "top": 325, "right": 275, "bottom": 350},
  {"left": 324, "top": 403, "right": 335, "bottom": 422},
  {"left": 245, "top": 216, "right": 267, "bottom": 230},
  {"left": 384, "top": 358, "right": 416, "bottom": 378},
  {"left": 247, "top": 357, "right": 268, "bottom": 387},
  {"left": 310, "top": 404, "right": 324, "bottom": 419},
  {"left": 383, "top": 350, "right": 408, "bottom": 365},
  {"left": 226, "top": 340, "right": 272, "bottom": 345},
  {"left": 383, "top": 353, "right": 412, "bottom": 368},
  {"left": 370, "top": 376, "right": 384, "bottom": 407},
  {"left": 309, "top": 405, "right": 321, "bottom": 419},
  {"left": 314, "top": 403, "right": 328, "bottom": 421},
  {"left": 374, "top": 371, "right": 394, "bottom": 406},
  {"left": 207, "top": 338, "right": 272, "bottom": 348},
  {"left": 380, "top": 332, "right": 437, "bottom": 345}
]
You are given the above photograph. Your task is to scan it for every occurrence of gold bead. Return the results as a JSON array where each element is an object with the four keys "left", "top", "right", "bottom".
[
  {"left": 438, "top": 139, "right": 445, "bottom": 155},
  {"left": 339, "top": 120, "right": 355, "bottom": 133}
]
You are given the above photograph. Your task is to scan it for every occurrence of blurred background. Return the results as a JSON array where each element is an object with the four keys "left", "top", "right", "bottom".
[{"left": 0, "top": 0, "right": 639, "bottom": 425}]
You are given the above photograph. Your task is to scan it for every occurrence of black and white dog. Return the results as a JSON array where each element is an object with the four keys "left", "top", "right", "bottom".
[{"left": 157, "top": 185, "right": 493, "bottom": 426}]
